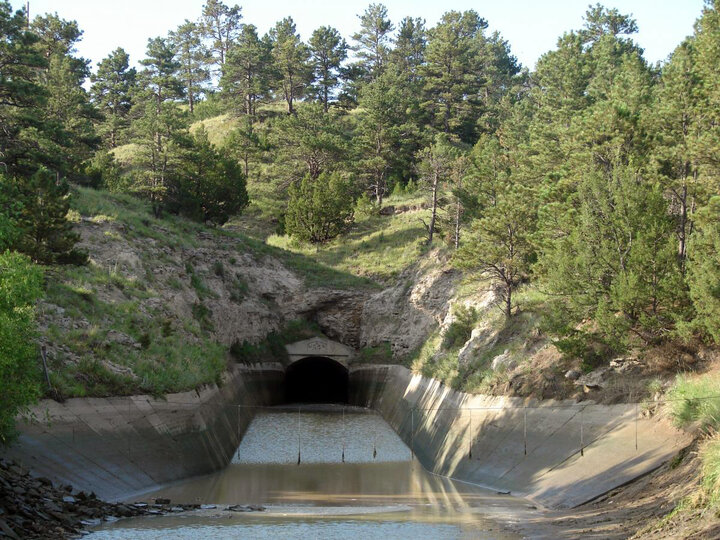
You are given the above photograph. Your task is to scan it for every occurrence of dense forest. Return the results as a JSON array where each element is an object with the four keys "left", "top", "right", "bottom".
[{"left": 1, "top": 0, "right": 720, "bottom": 439}]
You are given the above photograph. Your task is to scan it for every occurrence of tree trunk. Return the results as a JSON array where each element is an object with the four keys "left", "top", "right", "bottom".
[
  {"left": 428, "top": 172, "right": 439, "bottom": 244},
  {"left": 504, "top": 285, "right": 512, "bottom": 319},
  {"left": 454, "top": 198, "right": 461, "bottom": 249}
]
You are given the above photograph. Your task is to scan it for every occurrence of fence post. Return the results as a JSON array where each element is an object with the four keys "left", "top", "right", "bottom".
[
  {"left": 411, "top": 407, "right": 415, "bottom": 460},
  {"left": 580, "top": 407, "right": 585, "bottom": 457}
]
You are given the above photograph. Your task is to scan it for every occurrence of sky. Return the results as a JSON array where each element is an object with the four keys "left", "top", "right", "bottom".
[{"left": 12, "top": 0, "right": 706, "bottom": 72}]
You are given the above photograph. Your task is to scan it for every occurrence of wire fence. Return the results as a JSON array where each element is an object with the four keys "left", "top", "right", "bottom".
[{"left": 16, "top": 393, "right": 711, "bottom": 479}]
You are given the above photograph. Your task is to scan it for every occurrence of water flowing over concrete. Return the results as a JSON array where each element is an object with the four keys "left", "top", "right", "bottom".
[{"left": 88, "top": 406, "right": 528, "bottom": 540}]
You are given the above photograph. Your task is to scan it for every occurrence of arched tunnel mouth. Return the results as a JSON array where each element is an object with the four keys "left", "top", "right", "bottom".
[{"left": 284, "top": 356, "right": 349, "bottom": 404}]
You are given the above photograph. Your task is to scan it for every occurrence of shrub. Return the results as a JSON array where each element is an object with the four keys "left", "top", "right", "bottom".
[
  {"left": 442, "top": 305, "right": 478, "bottom": 350},
  {"left": 285, "top": 172, "right": 355, "bottom": 243},
  {"left": 0, "top": 251, "right": 43, "bottom": 443}
]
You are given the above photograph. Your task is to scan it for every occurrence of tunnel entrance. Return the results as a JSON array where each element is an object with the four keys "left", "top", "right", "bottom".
[{"left": 284, "top": 356, "right": 349, "bottom": 404}]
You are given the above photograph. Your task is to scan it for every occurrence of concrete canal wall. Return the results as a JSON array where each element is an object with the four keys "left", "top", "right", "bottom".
[
  {"left": 349, "top": 364, "right": 691, "bottom": 509},
  {"left": 3, "top": 360, "right": 690, "bottom": 509},
  {"left": 3, "top": 364, "right": 284, "bottom": 501}
]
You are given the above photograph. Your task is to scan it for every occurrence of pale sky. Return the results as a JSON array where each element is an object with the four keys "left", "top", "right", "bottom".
[{"left": 13, "top": 0, "right": 706, "bottom": 72}]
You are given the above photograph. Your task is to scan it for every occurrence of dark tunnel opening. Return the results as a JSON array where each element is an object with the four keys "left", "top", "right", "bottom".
[{"left": 284, "top": 356, "right": 349, "bottom": 404}]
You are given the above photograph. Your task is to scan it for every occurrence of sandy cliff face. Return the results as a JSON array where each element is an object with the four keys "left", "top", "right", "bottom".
[
  {"left": 40, "top": 216, "right": 470, "bottom": 374},
  {"left": 360, "top": 251, "right": 459, "bottom": 358}
]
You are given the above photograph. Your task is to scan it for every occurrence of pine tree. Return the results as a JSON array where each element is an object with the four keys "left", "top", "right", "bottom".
[
  {"left": 201, "top": 0, "right": 241, "bottom": 69},
  {"left": 269, "top": 17, "right": 312, "bottom": 114},
  {"left": 170, "top": 21, "right": 210, "bottom": 114},
  {"left": 391, "top": 16, "right": 426, "bottom": 82},
  {"left": 274, "top": 103, "right": 346, "bottom": 181},
  {"left": 0, "top": 2, "right": 47, "bottom": 173},
  {"left": 224, "top": 117, "right": 263, "bottom": 177},
  {"left": 3, "top": 168, "right": 86, "bottom": 264},
  {"left": 356, "top": 66, "right": 422, "bottom": 206},
  {"left": 421, "top": 10, "right": 489, "bottom": 142},
  {"left": 687, "top": 197, "right": 720, "bottom": 342},
  {"left": 351, "top": 3, "right": 394, "bottom": 82},
  {"left": 133, "top": 37, "right": 186, "bottom": 217},
  {"left": 174, "top": 127, "right": 248, "bottom": 224},
  {"left": 309, "top": 26, "right": 347, "bottom": 112},
  {"left": 221, "top": 24, "right": 271, "bottom": 116},
  {"left": 91, "top": 48, "right": 137, "bottom": 148}
]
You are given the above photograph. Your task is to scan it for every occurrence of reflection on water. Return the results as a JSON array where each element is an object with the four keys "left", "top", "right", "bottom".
[
  {"left": 88, "top": 516, "right": 491, "bottom": 540},
  {"left": 88, "top": 406, "right": 527, "bottom": 540}
]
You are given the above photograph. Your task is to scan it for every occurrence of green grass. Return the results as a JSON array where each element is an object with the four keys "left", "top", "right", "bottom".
[
  {"left": 190, "top": 114, "right": 240, "bottom": 147},
  {"left": 665, "top": 372, "right": 720, "bottom": 516},
  {"left": 110, "top": 143, "right": 141, "bottom": 167},
  {"left": 668, "top": 373, "right": 720, "bottom": 432},
  {"left": 44, "top": 265, "right": 226, "bottom": 398},
  {"left": 701, "top": 435, "right": 720, "bottom": 506},
  {"left": 265, "top": 195, "right": 432, "bottom": 284}
]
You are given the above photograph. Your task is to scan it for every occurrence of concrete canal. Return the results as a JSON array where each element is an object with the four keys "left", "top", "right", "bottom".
[{"left": 87, "top": 406, "right": 529, "bottom": 539}]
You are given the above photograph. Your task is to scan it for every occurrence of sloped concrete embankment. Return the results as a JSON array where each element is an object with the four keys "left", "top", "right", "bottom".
[
  {"left": 349, "top": 365, "right": 691, "bottom": 509},
  {"left": 3, "top": 364, "right": 284, "bottom": 501}
]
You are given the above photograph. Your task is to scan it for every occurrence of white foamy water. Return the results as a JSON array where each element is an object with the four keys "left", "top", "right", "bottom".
[{"left": 233, "top": 407, "right": 411, "bottom": 464}]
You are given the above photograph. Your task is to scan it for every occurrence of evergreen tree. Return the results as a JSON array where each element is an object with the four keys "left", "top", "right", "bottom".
[
  {"left": 274, "top": 102, "right": 346, "bottom": 180},
  {"left": 309, "top": 26, "right": 347, "bottom": 112},
  {"left": 30, "top": 13, "right": 100, "bottom": 179},
  {"left": 456, "top": 182, "right": 536, "bottom": 319},
  {"left": 421, "top": 10, "right": 490, "bottom": 142},
  {"left": 224, "top": 117, "right": 263, "bottom": 177},
  {"left": 173, "top": 127, "right": 249, "bottom": 224},
  {"left": 391, "top": 16, "right": 426, "bottom": 82},
  {"left": 269, "top": 17, "right": 312, "bottom": 114},
  {"left": 132, "top": 37, "right": 186, "bottom": 216},
  {"left": 687, "top": 197, "right": 720, "bottom": 342},
  {"left": 90, "top": 48, "right": 137, "bottom": 148},
  {"left": 0, "top": 2, "right": 47, "bottom": 173},
  {"left": 201, "top": 0, "right": 242, "bottom": 69},
  {"left": 221, "top": 24, "right": 271, "bottom": 116},
  {"left": 648, "top": 40, "right": 703, "bottom": 267},
  {"left": 416, "top": 134, "right": 459, "bottom": 244},
  {"left": 1, "top": 169, "right": 86, "bottom": 264},
  {"left": 539, "top": 164, "right": 682, "bottom": 344},
  {"left": 170, "top": 20, "right": 210, "bottom": 114},
  {"left": 352, "top": 3, "right": 394, "bottom": 82},
  {"left": 285, "top": 172, "right": 354, "bottom": 243},
  {"left": 355, "top": 65, "right": 423, "bottom": 206}
]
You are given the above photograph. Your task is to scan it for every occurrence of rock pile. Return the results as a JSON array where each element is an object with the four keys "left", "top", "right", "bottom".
[{"left": 0, "top": 460, "right": 198, "bottom": 539}]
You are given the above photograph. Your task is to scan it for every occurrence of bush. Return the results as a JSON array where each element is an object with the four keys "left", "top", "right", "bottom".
[
  {"left": 354, "top": 192, "right": 376, "bottom": 219},
  {"left": 285, "top": 172, "right": 355, "bottom": 243},
  {"left": 0, "top": 251, "right": 43, "bottom": 443},
  {"left": 442, "top": 305, "right": 478, "bottom": 350}
]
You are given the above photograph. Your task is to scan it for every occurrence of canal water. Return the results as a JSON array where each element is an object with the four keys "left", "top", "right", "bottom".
[{"left": 89, "top": 405, "right": 532, "bottom": 539}]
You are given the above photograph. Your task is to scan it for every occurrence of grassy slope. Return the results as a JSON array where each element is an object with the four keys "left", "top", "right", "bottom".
[{"left": 45, "top": 186, "right": 373, "bottom": 399}]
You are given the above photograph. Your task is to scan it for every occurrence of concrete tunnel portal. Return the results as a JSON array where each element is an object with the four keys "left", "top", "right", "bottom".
[
  {"left": 283, "top": 337, "right": 353, "bottom": 404},
  {"left": 284, "top": 356, "right": 349, "bottom": 403}
]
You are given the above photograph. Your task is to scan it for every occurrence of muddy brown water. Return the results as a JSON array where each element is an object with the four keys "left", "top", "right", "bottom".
[{"left": 88, "top": 406, "right": 534, "bottom": 539}]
